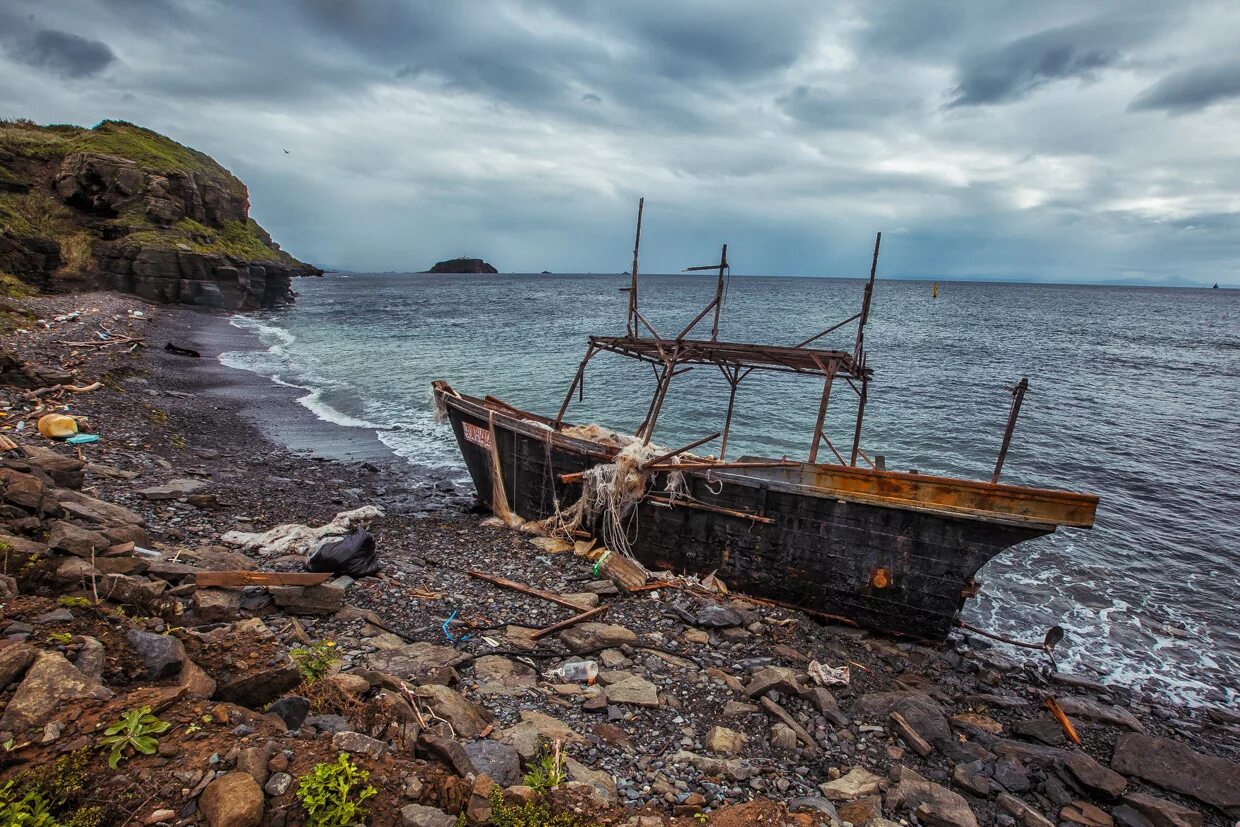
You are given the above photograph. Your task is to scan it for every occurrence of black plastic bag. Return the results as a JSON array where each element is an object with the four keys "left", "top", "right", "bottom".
[{"left": 306, "top": 529, "right": 381, "bottom": 578}]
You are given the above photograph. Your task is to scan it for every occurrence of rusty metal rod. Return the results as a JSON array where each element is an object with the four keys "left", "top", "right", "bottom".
[
  {"left": 641, "top": 431, "right": 721, "bottom": 469},
  {"left": 854, "top": 231, "right": 881, "bottom": 363},
  {"left": 645, "top": 494, "right": 775, "bottom": 524},
  {"left": 796, "top": 312, "right": 862, "bottom": 349},
  {"left": 849, "top": 363, "right": 868, "bottom": 466},
  {"left": 808, "top": 361, "right": 837, "bottom": 463},
  {"left": 627, "top": 197, "right": 644, "bottom": 336},
  {"left": 991, "top": 377, "right": 1029, "bottom": 484},
  {"left": 719, "top": 368, "right": 739, "bottom": 461},
  {"left": 530, "top": 605, "right": 609, "bottom": 640},
  {"left": 555, "top": 345, "right": 597, "bottom": 427}
]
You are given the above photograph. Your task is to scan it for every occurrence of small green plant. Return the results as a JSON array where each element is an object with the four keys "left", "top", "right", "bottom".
[
  {"left": 0, "top": 781, "right": 57, "bottom": 827},
  {"left": 694, "top": 813, "right": 710, "bottom": 823},
  {"left": 57, "top": 596, "right": 90, "bottom": 608},
  {"left": 295, "top": 753, "right": 376, "bottom": 827},
  {"left": 46, "top": 632, "right": 73, "bottom": 645},
  {"left": 484, "top": 788, "right": 596, "bottom": 827},
  {"left": 98, "top": 705, "right": 169, "bottom": 769},
  {"left": 522, "top": 743, "right": 566, "bottom": 793},
  {"left": 290, "top": 639, "right": 339, "bottom": 683}
]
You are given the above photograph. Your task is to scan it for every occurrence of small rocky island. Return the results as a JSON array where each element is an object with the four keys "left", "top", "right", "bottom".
[
  {"left": 425, "top": 257, "right": 498, "bottom": 274},
  {"left": 0, "top": 119, "right": 320, "bottom": 310}
]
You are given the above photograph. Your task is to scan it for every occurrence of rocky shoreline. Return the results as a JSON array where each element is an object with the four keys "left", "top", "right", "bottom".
[{"left": 0, "top": 292, "right": 1235, "bottom": 827}]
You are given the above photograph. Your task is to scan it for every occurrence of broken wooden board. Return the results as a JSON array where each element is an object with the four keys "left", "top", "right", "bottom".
[{"left": 194, "top": 571, "right": 334, "bottom": 588}]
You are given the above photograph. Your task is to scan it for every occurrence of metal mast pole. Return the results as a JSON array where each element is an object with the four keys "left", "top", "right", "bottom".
[
  {"left": 991, "top": 377, "right": 1029, "bottom": 483},
  {"left": 627, "top": 198, "right": 644, "bottom": 337}
]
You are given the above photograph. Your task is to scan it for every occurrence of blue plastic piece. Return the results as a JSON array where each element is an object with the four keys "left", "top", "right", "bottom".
[{"left": 65, "top": 434, "right": 100, "bottom": 445}]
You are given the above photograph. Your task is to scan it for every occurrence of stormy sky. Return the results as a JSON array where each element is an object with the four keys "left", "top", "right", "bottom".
[{"left": 1, "top": 1, "right": 1238, "bottom": 284}]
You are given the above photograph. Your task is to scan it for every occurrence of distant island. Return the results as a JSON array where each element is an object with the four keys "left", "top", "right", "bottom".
[{"left": 425, "top": 257, "right": 497, "bottom": 274}]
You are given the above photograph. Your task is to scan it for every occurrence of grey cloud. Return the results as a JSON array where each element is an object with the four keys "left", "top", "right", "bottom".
[
  {"left": 581, "top": 93, "right": 602, "bottom": 103},
  {"left": 15, "top": 29, "right": 116, "bottom": 78},
  {"left": 1129, "top": 60, "right": 1240, "bottom": 113},
  {"left": 777, "top": 85, "right": 920, "bottom": 130},
  {"left": 947, "top": 15, "right": 1158, "bottom": 107}
]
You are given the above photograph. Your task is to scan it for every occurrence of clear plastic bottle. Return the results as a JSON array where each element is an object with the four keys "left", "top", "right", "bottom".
[{"left": 548, "top": 660, "right": 598, "bottom": 683}]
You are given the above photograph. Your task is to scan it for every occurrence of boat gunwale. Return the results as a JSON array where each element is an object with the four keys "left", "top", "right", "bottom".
[{"left": 433, "top": 383, "right": 1097, "bottom": 529}]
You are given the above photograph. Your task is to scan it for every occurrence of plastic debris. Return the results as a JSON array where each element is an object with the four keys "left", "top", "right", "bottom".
[
  {"left": 221, "top": 505, "right": 384, "bottom": 556},
  {"left": 808, "top": 660, "right": 850, "bottom": 687},
  {"left": 65, "top": 434, "right": 100, "bottom": 445},
  {"left": 546, "top": 660, "right": 598, "bottom": 683},
  {"left": 37, "top": 413, "right": 78, "bottom": 439},
  {"left": 441, "top": 610, "right": 473, "bottom": 644},
  {"left": 306, "top": 528, "right": 381, "bottom": 578}
]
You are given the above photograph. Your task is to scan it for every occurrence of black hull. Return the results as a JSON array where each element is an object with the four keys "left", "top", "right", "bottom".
[{"left": 441, "top": 394, "right": 1051, "bottom": 640}]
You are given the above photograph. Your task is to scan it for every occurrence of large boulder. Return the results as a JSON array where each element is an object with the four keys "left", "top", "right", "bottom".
[
  {"left": 0, "top": 651, "right": 106, "bottom": 731},
  {"left": 889, "top": 767, "right": 978, "bottom": 827},
  {"left": 1112, "top": 734, "right": 1240, "bottom": 816},
  {"left": 199, "top": 771, "right": 264, "bottom": 827}
]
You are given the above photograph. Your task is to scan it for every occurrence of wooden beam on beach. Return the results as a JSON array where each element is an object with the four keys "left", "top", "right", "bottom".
[
  {"left": 467, "top": 570, "right": 590, "bottom": 612},
  {"left": 530, "top": 605, "right": 609, "bottom": 640},
  {"left": 194, "top": 571, "right": 334, "bottom": 588}
]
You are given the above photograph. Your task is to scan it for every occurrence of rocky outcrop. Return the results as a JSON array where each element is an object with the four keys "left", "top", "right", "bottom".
[
  {"left": 426, "top": 257, "right": 498, "bottom": 274},
  {"left": 0, "top": 120, "right": 320, "bottom": 310}
]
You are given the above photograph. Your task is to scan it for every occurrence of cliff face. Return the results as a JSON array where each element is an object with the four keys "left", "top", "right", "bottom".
[{"left": 0, "top": 119, "right": 321, "bottom": 310}]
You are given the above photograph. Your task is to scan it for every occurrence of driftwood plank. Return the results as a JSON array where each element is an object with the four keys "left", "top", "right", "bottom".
[
  {"left": 530, "top": 605, "right": 608, "bottom": 640},
  {"left": 194, "top": 571, "right": 333, "bottom": 588}
]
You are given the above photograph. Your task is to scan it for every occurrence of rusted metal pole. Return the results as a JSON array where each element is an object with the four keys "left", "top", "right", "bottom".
[
  {"left": 554, "top": 345, "right": 596, "bottom": 427},
  {"left": 808, "top": 360, "right": 838, "bottom": 463},
  {"left": 642, "top": 363, "right": 675, "bottom": 445},
  {"left": 849, "top": 360, "right": 868, "bottom": 467},
  {"left": 641, "top": 431, "right": 721, "bottom": 468},
  {"left": 991, "top": 377, "right": 1028, "bottom": 484},
  {"left": 854, "top": 232, "right": 881, "bottom": 364},
  {"left": 719, "top": 367, "right": 740, "bottom": 461},
  {"left": 627, "top": 197, "right": 644, "bottom": 337},
  {"left": 710, "top": 244, "right": 728, "bottom": 341}
]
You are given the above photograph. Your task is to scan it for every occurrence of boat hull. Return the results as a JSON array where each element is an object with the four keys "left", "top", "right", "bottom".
[{"left": 436, "top": 386, "right": 1075, "bottom": 640}]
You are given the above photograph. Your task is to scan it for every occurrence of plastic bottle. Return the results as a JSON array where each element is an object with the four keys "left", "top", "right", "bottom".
[{"left": 548, "top": 660, "right": 598, "bottom": 683}]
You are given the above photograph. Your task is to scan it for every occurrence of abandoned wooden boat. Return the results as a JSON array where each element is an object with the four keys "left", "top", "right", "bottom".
[{"left": 433, "top": 202, "right": 1098, "bottom": 640}]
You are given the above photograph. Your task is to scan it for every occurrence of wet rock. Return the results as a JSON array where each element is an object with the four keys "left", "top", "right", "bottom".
[
  {"left": 604, "top": 674, "right": 659, "bottom": 706},
  {"left": 138, "top": 478, "right": 206, "bottom": 500},
  {"left": 745, "top": 666, "right": 803, "bottom": 697},
  {"left": 199, "top": 771, "right": 264, "bottom": 827},
  {"left": 819, "top": 767, "right": 883, "bottom": 801},
  {"left": 332, "top": 730, "right": 386, "bottom": 757},
  {"left": 559, "top": 622, "right": 637, "bottom": 653},
  {"left": 993, "top": 757, "right": 1031, "bottom": 793},
  {"left": 498, "top": 710, "right": 585, "bottom": 759},
  {"left": 267, "top": 696, "right": 309, "bottom": 730},
  {"left": 953, "top": 762, "right": 992, "bottom": 797},
  {"left": 1062, "top": 800, "right": 1115, "bottom": 827},
  {"left": 856, "top": 691, "right": 951, "bottom": 750},
  {"left": 695, "top": 604, "right": 744, "bottom": 628},
  {"left": 0, "top": 651, "right": 106, "bottom": 731},
  {"left": 0, "top": 643, "right": 36, "bottom": 687},
  {"left": 1014, "top": 717, "right": 1066, "bottom": 745},
  {"left": 1120, "top": 792, "right": 1204, "bottom": 827},
  {"left": 1057, "top": 697, "right": 1144, "bottom": 732},
  {"left": 400, "top": 803, "right": 456, "bottom": 827},
  {"left": 264, "top": 772, "right": 292, "bottom": 797},
  {"left": 996, "top": 792, "right": 1054, "bottom": 827},
  {"left": 414, "top": 684, "right": 492, "bottom": 739},
  {"left": 769, "top": 722, "right": 799, "bottom": 752},
  {"left": 1111, "top": 733, "right": 1240, "bottom": 815},
  {"left": 705, "top": 725, "right": 747, "bottom": 755},
  {"left": 192, "top": 589, "right": 242, "bottom": 623},
  {"left": 47, "top": 520, "right": 110, "bottom": 556},
  {"left": 837, "top": 795, "right": 882, "bottom": 826},
  {"left": 1064, "top": 751, "right": 1128, "bottom": 799},
  {"left": 55, "top": 488, "right": 144, "bottom": 526},
  {"left": 127, "top": 629, "right": 187, "bottom": 680},
  {"left": 270, "top": 583, "right": 344, "bottom": 615},
  {"left": 417, "top": 732, "right": 477, "bottom": 777},
  {"left": 464, "top": 740, "right": 521, "bottom": 786},
  {"left": 891, "top": 767, "right": 979, "bottom": 827},
  {"left": 364, "top": 641, "right": 471, "bottom": 681},
  {"left": 213, "top": 661, "right": 301, "bottom": 710},
  {"left": 805, "top": 687, "right": 849, "bottom": 727},
  {"left": 473, "top": 655, "right": 536, "bottom": 696}
]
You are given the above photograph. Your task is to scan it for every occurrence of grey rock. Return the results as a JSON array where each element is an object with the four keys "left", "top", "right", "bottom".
[
  {"left": 1120, "top": 792, "right": 1204, "bottom": 827},
  {"left": 0, "top": 651, "right": 106, "bottom": 731},
  {"left": 695, "top": 604, "right": 744, "bottom": 628},
  {"left": 46, "top": 520, "right": 109, "bottom": 557},
  {"left": 400, "top": 803, "right": 456, "bottom": 827},
  {"left": 996, "top": 792, "right": 1054, "bottom": 827},
  {"left": 213, "top": 661, "right": 301, "bottom": 710},
  {"left": 993, "top": 757, "right": 1031, "bottom": 793},
  {"left": 264, "top": 772, "right": 293, "bottom": 797},
  {"left": 269, "top": 584, "right": 344, "bottom": 616},
  {"left": 745, "top": 666, "right": 803, "bottom": 698},
  {"left": 137, "top": 478, "right": 206, "bottom": 500},
  {"left": 332, "top": 730, "right": 386, "bottom": 758},
  {"left": 0, "top": 643, "right": 37, "bottom": 688},
  {"left": 559, "top": 622, "right": 637, "bottom": 654},
  {"left": 464, "top": 740, "right": 521, "bottom": 786},
  {"left": 267, "top": 696, "right": 309, "bottom": 730},
  {"left": 1112, "top": 733, "right": 1240, "bottom": 816},
  {"left": 1064, "top": 750, "right": 1127, "bottom": 799},
  {"left": 1057, "top": 696, "right": 1145, "bottom": 732},
  {"left": 127, "top": 629, "right": 187, "bottom": 680},
  {"left": 890, "top": 767, "right": 979, "bottom": 827}
]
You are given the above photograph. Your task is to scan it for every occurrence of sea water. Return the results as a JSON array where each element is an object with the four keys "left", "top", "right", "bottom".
[{"left": 220, "top": 272, "right": 1240, "bottom": 707}]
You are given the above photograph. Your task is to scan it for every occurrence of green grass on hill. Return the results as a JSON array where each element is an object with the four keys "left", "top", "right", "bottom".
[{"left": 0, "top": 119, "right": 247, "bottom": 199}]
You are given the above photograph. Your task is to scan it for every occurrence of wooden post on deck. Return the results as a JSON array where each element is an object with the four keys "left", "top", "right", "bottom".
[
  {"left": 555, "top": 345, "right": 596, "bottom": 427},
  {"left": 854, "top": 232, "right": 881, "bottom": 364},
  {"left": 991, "top": 377, "right": 1028, "bottom": 484},
  {"left": 626, "top": 198, "right": 644, "bottom": 337},
  {"left": 850, "top": 358, "right": 868, "bottom": 467},
  {"left": 719, "top": 365, "right": 740, "bottom": 461},
  {"left": 809, "top": 360, "right": 838, "bottom": 464}
]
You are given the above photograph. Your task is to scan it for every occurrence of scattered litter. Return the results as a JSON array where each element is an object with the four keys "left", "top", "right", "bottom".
[
  {"left": 221, "top": 505, "right": 384, "bottom": 555},
  {"left": 530, "top": 536, "right": 573, "bottom": 554},
  {"left": 164, "top": 342, "right": 201, "bottom": 358},
  {"left": 808, "top": 660, "right": 851, "bottom": 687},
  {"left": 306, "top": 528, "right": 382, "bottom": 578},
  {"left": 546, "top": 660, "right": 598, "bottom": 683},
  {"left": 65, "top": 434, "right": 100, "bottom": 445},
  {"left": 37, "top": 413, "right": 78, "bottom": 439},
  {"left": 441, "top": 610, "right": 473, "bottom": 644}
]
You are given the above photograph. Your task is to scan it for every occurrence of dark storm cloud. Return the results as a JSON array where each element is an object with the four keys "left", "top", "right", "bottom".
[
  {"left": 1129, "top": 60, "right": 1240, "bottom": 113},
  {"left": 947, "top": 15, "right": 1158, "bottom": 107},
  {"left": 3, "top": 25, "right": 116, "bottom": 79}
]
